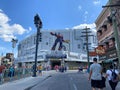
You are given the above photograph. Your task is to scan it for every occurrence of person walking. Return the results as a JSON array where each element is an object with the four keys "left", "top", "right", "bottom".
[
  {"left": 8, "top": 65, "right": 15, "bottom": 81},
  {"left": 106, "top": 64, "right": 119, "bottom": 90},
  {"left": 101, "top": 68, "right": 106, "bottom": 90},
  {"left": 88, "top": 58, "right": 103, "bottom": 90},
  {"left": 0, "top": 64, "right": 6, "bottom": 84},
  {"left": 37, "top": 64, "right": 42, "bottom": 76}
]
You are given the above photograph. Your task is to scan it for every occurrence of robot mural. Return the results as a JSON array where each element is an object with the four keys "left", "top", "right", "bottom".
[{"left": 50, "top": 32, "right": 69, "bottom": 51}]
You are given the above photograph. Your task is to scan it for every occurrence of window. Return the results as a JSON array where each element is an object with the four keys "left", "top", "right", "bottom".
[
  {"left": 109, "top": 38, "right": 115, "bottom": 48},
  {"left": 104, "top": 42, "right": 109, "bottom": 50},
  {"left": 107, "top": 16, "right": 112, "bottom": 25},
  {"left": 102, "top": 25, "right": 107, "bottom": 31},
  {"left": 46, "top": 42, "right": 48, "bottom": 45},
  {"left": 97, "top": 30, "right": 102, "bottom": 36},
  {"left": 78, "top": 44, "right": 80, "bottom": 49}
]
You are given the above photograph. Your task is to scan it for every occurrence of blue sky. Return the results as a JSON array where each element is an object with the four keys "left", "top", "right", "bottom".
[{"left": 0, "top": 0, "right": 108, "bottom": 57}]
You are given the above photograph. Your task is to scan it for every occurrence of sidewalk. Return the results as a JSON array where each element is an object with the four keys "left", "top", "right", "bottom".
[{"left": 0, "top": 70, "right": 57, "bottom": 90}]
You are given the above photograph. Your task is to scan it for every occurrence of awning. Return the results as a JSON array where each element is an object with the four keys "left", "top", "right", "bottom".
[{"left": 102, "top": 57, "right": 118, "bottom": 63}]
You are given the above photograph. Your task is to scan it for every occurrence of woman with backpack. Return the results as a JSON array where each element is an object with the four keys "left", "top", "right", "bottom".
[{"left": 106, "top": 65, "right": 119, "bottom": 90}]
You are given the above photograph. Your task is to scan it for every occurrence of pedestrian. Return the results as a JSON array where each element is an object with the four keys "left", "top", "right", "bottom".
[
  {"left": 32, "top": 64, "right": 37, "bottom": 77},
  {"left": 61, "top": 65, "right": 64, "bottom": 72},
  {"left": 78, "top": 66, "right": 83, "bottom": 72},
  {"left": 8, "top": 65, "right": 15, "bottom": 81},
  {"left": 0, "top": 64, "right": 6, "bottom": 84},
  {"left": 106, "top": 64, "right": 119, "bottom": 90},
  {"left": 54, "top": 65, "right": 58, "bottom": 72},
  {"left": 37, "top": 64, "right": 42, "bottom": 76},
  {"left": 88, "top": 58, "right": 103, "bottom": 90},
  {"left": 101, "top": 68, "right": 106, "bottom": 90},
  {"left": 64, "top": 66, "right": 67, "bottom": 72}
]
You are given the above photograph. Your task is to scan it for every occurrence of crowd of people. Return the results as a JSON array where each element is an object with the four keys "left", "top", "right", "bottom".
[
  {"left": 0, "top": 64, "right": 6, "bottom": 84},
  {"left": 54, "top": 65, "right": 68, "bottom": 72},
  {"left": 0, "top": 64, "right": 15, "bottom": 84},
  {"left": 0, "top": 59, "right": 120, "bottom": 90}
]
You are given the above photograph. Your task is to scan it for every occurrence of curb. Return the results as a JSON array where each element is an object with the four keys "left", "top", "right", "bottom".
[{"left": 24, "top": 75, "right": 52, "bottom": 90}]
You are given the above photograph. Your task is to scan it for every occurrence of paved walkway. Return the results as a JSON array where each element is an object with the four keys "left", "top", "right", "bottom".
[
  {"left": 0, "top": 70, "right": 57, "bottom": 90},
  {"left": 0, "top": 70, "right": 120, "bottom": 90}
]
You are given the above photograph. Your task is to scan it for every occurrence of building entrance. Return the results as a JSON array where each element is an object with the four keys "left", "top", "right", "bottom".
[{"left": 51, "top": 60, "right": 61, "bottom": 69}]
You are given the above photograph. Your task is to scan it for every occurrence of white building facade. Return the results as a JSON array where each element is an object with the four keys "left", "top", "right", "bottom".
[{"left": 17, "top": 29, "right": 97, "bottom": 68}]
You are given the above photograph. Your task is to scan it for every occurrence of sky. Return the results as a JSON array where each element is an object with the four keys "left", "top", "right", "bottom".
[{"left": 0, "top": 0, "right": 108, "bottom": 57}]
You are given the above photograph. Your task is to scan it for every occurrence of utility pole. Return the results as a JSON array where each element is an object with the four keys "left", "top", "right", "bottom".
[
  {"left": 102, "top": 0, "right": 120, "bottom": 69},
  {"left": 81, "top": 26, "right": 92, "bottom": 73},
  {"left": 33, "top": 14, "right": 42, "bottom": 77}
]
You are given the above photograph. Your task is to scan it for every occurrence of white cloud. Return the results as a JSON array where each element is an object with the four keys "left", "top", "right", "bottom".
[
  {"left": 72, "top": 23, "right": 96, "bottom": 32},
  {"left": 0, "top": 34, "right": 15, "bottom": 42},
  {"left": 78, "top": 5, "right": 82, "bottom": 10},
  {"left": 83, "top": 11, "right": 89, "bottom": 23},
  {"left": 0, "top": 10, "right": 27, "bottom": 42},
  {"left": 0, "top": 12, "right": 10, "bottom": 25},
  {"left": 0, "top": 9, "right": 3, "bottom": 12},
  {"left": 26, "top": 27, "right": 32, "bottom": 33},
  {"left": 85, "top": 11, "right": 88, "bottom": 15},
  {"left": 93, "top": 0, "right": 101, "bottom": 5}
]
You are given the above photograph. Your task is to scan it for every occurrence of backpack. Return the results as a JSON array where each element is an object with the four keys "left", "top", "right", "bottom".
[{"left": 111, "top": 69, "right": 118, "bottom": 82}]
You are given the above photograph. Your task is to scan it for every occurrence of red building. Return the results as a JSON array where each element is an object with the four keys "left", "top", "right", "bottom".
[{"left": 95, "top": 0, "right": 120, "bottom": 66}]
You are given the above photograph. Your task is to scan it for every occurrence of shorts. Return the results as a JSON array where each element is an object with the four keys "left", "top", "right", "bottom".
[
  {"left": 91, "top": 79, "right": 103, "bottom": 89},
  {"left": 39, "top": 70, "right": 42, "bottom": 73}
]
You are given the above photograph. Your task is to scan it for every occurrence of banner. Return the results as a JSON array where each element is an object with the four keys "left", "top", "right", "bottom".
[{"left": 95, "top": 46, "right": 105, "bottom": 55}]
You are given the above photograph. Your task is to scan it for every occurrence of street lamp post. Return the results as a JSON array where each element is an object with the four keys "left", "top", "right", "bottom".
[
  {"left": 33, "top": 14, "right": 42, "bottom": 77},
  {"left": 11, "top": 38, "right": 18, "bottom": 64},
  {"left": 11, "top": 38, "right": 18, "bottom": 53}
]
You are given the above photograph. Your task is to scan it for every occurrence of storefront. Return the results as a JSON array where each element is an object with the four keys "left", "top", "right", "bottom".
[{"left": 100, "top": 47, "right": 118, "bottom": 69}]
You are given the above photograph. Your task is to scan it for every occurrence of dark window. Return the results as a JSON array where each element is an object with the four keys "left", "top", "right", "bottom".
[
  {"left": 97, "top": 29, "right": 102, "bottom": 36},
  {"left": 78, "top": 44, "right": 80, "bottom": 49},
  {"left": 107, "top": 16, "right": 112, "bottom": 25},
  {"left": 102, "top": 25, "right": 107, "bottom": 31}
]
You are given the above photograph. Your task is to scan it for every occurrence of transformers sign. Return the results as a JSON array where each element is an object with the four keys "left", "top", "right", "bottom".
[{"left": 50, "top": 32, "right": 69, "bottom": 51}]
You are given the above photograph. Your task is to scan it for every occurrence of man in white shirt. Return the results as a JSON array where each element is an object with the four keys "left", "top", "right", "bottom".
[{"left": 106, "top": 65, "right": 119, "bottom": 90}]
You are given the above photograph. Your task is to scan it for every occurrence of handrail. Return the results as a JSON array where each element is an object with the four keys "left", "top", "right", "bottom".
[{"left": 0, "top": 68, "right": 32, "bottom": 85}]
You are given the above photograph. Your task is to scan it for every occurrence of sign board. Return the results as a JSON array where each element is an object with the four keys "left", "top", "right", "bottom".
[
  {"left": 89, "top": 51, "right": 97, "bottom": 56},
  {"left": 95, "top": 46, "right": 105, "bottom": 55},
  {"left": 46, "top": 54, "right": 67, "bottom": 59},
  {"left": 46, "top": 51, "right": 67, "bottom": 59}
]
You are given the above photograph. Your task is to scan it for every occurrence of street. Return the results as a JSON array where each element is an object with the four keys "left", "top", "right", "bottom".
[
  {"left": 30, "top": 72, "right": 91, "bottom": 90},
  {"left": 0, "top": 70, "right": 120, "bottom": 90},
  {"left": 29, "top": 71, "right": 120, "bottom": 90}
]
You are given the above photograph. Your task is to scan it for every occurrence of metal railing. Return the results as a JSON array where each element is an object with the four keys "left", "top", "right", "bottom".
[{"left": 0, "top": 68, "right": 32, "bottom": 84}]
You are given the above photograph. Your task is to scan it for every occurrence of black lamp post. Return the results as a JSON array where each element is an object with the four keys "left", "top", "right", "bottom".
[
  {"left": 11, "top": 38, "right": 18, "bottom": 64},
  {"left": 11, "top": 38, "right": 18, "bottom": 53},
  {"left": 33, "top": 14, "right": 42, "bottom": 77}
]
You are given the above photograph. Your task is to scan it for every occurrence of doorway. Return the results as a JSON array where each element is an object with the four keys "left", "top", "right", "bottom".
[{"left": 51, "top": 60, "right": 61, "bottom": 69}]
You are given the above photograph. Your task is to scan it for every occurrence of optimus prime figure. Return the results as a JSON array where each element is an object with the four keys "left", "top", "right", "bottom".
[{"left": 50, "top": 32, "right": 69, "bottom": 50}]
